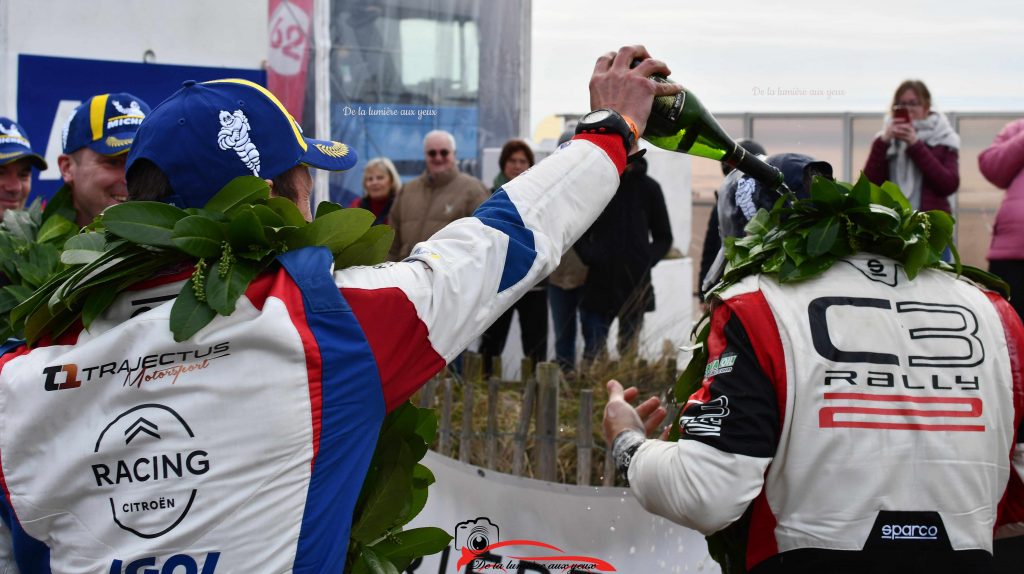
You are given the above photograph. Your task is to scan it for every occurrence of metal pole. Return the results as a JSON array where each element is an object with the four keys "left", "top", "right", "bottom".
[{"left": 312, "top": 0, "right": 331, "bottom": 208}]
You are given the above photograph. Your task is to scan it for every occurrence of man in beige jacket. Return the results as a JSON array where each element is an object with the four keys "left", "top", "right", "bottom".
[{"left": 389, "top": 130, "right": 488, "bottom": 260}]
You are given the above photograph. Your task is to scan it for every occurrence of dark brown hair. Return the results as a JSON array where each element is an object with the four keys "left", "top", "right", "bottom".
[
  {"left": 128, "top": 160, "right": 297, "bottom": 204},
  {"left": 126, "top": 159, "right": 173, "bottom": 201},
  {"left": 498, "top": 139, "right": 535, "bottom": 172},
  {"left": 891, "top": 80, "right": 932, "bottom": 114}
]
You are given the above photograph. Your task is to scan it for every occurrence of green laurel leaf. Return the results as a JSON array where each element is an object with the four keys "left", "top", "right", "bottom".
[
  {"left": 103, "top": 202, "right": 188, "bottom": 248},
  {"left": 172, "top": 216, "right": 227, "bottom": 258}
]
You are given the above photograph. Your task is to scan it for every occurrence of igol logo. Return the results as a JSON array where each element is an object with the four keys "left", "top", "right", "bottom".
[
  {"left": 92, "top": 404, "right": 209, "bottom": 539},
  {"left": 42, "top": 342, "right": 230, "bottom": 391},
  {"left": 110, "top": 552, "right": 220, "bottom": 574}
]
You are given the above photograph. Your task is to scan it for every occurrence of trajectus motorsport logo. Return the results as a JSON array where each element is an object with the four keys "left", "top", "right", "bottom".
[
  {"left": 42, "top": 342, "right": 230, "bottom": 391},
  {"left": 92, "top": 404, "right": 210, "bottom": 538}
]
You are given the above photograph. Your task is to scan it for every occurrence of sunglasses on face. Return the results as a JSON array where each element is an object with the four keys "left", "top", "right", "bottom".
[{"left": 427, "top": 149, "right": 451, "bottom": 158}]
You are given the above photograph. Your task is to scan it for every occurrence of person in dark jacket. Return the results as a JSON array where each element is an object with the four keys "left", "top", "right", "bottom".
[{"left": 576, "top": 156, "right": 672, "bottom": 360}]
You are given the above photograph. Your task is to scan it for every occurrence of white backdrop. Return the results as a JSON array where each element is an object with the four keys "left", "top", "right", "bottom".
[{"left": 406, "top": 451, "right": 721, "bottom": 574}]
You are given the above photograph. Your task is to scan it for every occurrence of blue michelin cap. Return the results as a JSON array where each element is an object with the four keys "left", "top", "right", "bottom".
[
  {"left": 127, "top": 79, "right": 357, "bottom": 209},
  {"left": 62, "top": 93, "right": 151, "bottom": 156},
  {"left": 0, "top": 117, "right": 47, "bottom": 170}
]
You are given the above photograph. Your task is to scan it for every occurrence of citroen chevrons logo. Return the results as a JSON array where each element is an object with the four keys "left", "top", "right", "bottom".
[
  {"left": 125, "top": 418, "right": 160, "bottom": 444},
  {"left": 92, "top": 404, "right": 210, "bottom": 539}
]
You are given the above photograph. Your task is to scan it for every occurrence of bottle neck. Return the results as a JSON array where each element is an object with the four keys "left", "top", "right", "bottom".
[{"left": 728, "top": 147, "right": 787, "bottom": 192}]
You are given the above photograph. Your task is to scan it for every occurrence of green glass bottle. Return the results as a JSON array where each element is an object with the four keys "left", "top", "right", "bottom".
[{"left": 641, "top": 71, "right": 789, "bottom": 193}]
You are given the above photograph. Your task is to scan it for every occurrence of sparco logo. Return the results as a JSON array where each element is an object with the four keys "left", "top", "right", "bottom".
[
  {"left": 881, "top": 524, "right": 939, "bottom": 541},
  {"left": 42, "top": 342, "right": 230, "bottom": 391},
  {"left": 92, "top": 404, "right": 209, "bottom": 538}
]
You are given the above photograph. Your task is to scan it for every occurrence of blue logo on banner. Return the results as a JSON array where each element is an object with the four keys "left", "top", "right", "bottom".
[{"left": 17, "top": 54, "right": 266, "bottom": 202}]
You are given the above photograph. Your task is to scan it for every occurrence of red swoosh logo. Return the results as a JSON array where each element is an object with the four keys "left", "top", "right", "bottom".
[{"left": 456, "top": 539, "right": 616, "bottom": 572}]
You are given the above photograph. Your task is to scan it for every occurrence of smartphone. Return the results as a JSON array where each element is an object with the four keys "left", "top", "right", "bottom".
[{"left": 893, "top": 107, "right": 911, "bottom": 123}]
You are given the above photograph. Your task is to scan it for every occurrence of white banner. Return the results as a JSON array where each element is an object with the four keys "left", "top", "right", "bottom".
[{"left": 405, "top": 451, "right": 721, "bottom": 574}]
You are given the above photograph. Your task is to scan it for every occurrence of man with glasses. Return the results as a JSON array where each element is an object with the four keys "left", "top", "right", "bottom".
[{"left": 389, "top": 129, "right": 488, "bottom": 260}]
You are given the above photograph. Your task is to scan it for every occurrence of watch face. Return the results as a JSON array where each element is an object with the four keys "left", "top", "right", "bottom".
[{"left": 581, "top": 109, "right": 613, "bottom": 124}]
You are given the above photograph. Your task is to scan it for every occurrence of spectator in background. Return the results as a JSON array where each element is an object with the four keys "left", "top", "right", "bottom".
[
  {"left": 388, "top": 130, "right": 488, "bottom": 260},
  {"left": 576, "top": 155, "right": 672, "bottom": 361},
  {"left": 479, "top": 139, "right": 547, "bottom": 376},
  {"left": 548, "top": 130, "right": 588, "bottom": 372},
  {"left": 980, "top": 118, "right": 1024, "bottom": 322},
  {"left": 57, "top": 93, "right": 151, "bottom": 226},
  {"left": 863, "top": 80, "right": 960, "bottom": 215},
  {"left": 350, "top": 156, "right": 400, "bottom": 225},
  {"left": 0, "top": 117, "right": 48, "bottom": 216},
  {"left": 698, "top": 138, "right": 766, "bottom": 300}
]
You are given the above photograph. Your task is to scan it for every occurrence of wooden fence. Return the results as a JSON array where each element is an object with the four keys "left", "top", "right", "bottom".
[{"left": 415, "top": 352, "right": 678, "bottom": 486}]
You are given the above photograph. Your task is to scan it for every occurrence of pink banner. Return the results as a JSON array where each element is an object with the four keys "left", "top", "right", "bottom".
[{"left": 267, "top": 0, "right": 313, "bottom": 122}]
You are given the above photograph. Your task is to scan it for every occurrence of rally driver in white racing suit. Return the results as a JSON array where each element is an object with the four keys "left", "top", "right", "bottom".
[
  {"left": 0, "top": 47, "right": 680, "bottom": 573},
  {"left": 604, "top": 154, "right": 1024, "bottom": 574}
]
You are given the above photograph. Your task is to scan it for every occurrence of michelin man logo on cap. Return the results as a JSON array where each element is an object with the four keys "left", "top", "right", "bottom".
[
  {"left": 62, "top": 93, "right": 151, "bottom": 156},
  {"left": 112, "top": 99, "right": 146, "bottom": 119},
  {"left": 217, "top": 110, "right": 261, "bottom": 176},
  {"left": 0, "top": 117, "right": 48, "bottom": 169},
  {"left": 126, "top": 78, "right": 357, "bottom": 209},
  {"left": 736, "top": 176, "right": 758, "bottom": 220},
  {"left": 0, "top": 122, "right": 26, "bottom": 141}
]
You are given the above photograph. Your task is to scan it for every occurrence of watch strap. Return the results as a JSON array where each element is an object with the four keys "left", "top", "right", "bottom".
[
  {"left": 576, "top": 108, "right": 636, "bottom": 155},
  {"left": 612, "top": 428, "right": 645, "bottom": 485}
]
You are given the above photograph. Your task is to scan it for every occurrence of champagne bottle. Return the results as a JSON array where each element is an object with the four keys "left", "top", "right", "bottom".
[{"left": 636, "top": 63, "right": 789, "bottom": 193}]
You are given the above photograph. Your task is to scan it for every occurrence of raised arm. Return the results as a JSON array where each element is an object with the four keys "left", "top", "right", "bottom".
[{"left": 336, "top": 45, "right": 682, "bottom": 411}]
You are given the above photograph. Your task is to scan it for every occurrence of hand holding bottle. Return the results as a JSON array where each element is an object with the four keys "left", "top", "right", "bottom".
[{"left": 588, "top": 45, "right": 681, "bottom": 151}]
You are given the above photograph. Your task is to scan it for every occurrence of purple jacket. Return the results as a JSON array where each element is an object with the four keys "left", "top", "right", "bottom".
[
  {"left": 864, "top": 137, "right": 960, "bottom": 213},
  {"left": 980, "top": 118, "right": 1024, "bottom": 261}
]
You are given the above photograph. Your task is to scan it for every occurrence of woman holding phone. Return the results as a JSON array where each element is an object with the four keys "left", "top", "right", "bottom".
[{"left": 863, "top": 79, "right": 961, "bottom": 214}]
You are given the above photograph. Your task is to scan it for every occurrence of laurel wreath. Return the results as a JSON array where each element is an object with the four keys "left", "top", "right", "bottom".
[
  {"left": 0, "top": 186, "right": 80, "bottom": 340},
  {"left": 671, "top": 174, "right": 1008, "bottom": 573},
  {"left": 5, "top": 176, "right": 400, "bottom": 344}
]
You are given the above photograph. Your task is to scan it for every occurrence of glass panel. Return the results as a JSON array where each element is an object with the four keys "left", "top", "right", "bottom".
[
  {"left": 689, "top": 116, "right": 744, "bottom": 201},
  {"left": 851, "top": 115, "right": 883, "bottom": 181},
  {"left": 328, "top": 0, "right": 486, "bottom": 205},
  {"left": 751, "top": 117, "right": 845, "bottom": 182}
]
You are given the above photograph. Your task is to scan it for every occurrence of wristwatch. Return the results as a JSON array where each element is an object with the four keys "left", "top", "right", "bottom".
[
  {"left": 612, "top": 429, "right": 645, "bottom": 485},
  {"left": 575, "top": 109, "right": 639, "bottom": 154}
]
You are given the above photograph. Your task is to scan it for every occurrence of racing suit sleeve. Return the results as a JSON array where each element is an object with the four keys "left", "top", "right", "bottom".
[
  {"left": 989, "top": 291, "right": 1024, "bottom": 539},
  {"left": 336, "top": 134, "right": 627, "bottom": 411},
  {"left": 628, "top": 297, "right": 781, "bottom": 534}
]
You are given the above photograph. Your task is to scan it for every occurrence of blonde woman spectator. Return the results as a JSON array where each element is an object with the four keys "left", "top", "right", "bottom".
[{"left": 350, "top": 157, "right": 400, "bottom": 225}]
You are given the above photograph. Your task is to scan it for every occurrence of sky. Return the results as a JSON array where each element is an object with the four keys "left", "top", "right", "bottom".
[{"left": 529, "top": 0, "right": 1024, "bottom": 137}]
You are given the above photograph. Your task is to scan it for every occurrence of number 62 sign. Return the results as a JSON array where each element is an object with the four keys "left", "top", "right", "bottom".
[{"left": 268, "top": 1, "right": 311, "bottom": 76}]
